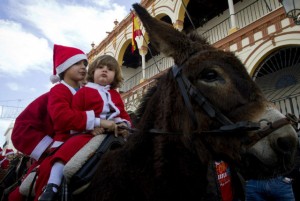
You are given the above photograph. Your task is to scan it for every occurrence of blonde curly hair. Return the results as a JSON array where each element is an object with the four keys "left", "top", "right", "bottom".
[{"left": 87, "top": 55, "right": 123, "bottom": 89}]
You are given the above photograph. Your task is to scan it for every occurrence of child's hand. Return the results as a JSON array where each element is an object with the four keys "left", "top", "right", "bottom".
[
  {"left": 117, "top": 123, "right": 130, "bottom": 138},
  {"left": 100, "top": 119, "right": 118, "bottom": 135},
  {"left": 91, "top": 127, "right": 105, "bottom": 136}
]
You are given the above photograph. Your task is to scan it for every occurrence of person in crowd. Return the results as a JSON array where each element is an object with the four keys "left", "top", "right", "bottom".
[
  {"left": 291, "top": 130, "right": 300, "bottom": 201},
  {"left": 0, "top": 147, "right": 6, "bottom": 181},
  {"left": 0, "top": 149, "right": 15, "bottom": 170},
  {"left": 37, "top": 54, "right": 131, "bottom": 201},
  {"left": 286, "top": 114, "right": 300, "bottom": 201},
  {"left": 246, "top": 176, "right": 295, "bottom": 201},
  {"left": 0, "top": 147, "right": 8, "bottom": 170},
  {"left": 4, "top": 149, "right": 15, "bottom": 159}
]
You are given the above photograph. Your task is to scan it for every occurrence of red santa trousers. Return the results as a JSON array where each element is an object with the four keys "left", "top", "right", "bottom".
[
  {"left": 34, "top": 134, "right": 93, "bottom": 200},
  {"left": 8, "top": 159, "right": 43, "bottom": 201}
]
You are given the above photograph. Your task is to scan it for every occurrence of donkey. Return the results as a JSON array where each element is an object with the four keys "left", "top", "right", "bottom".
[{"left": 74, "top": 3, "right": 298, "bottom": 201}]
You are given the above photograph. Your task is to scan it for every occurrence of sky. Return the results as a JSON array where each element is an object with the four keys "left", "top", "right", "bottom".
[{"left": 0, "top": 0, "right": 139, "bottom": 147}]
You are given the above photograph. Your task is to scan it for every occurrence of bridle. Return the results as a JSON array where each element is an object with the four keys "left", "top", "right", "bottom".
[
  {"left": 171, "top": 62, "right": 293, "bottom": 145},
  {"left": 172, "top": 64, "right": 259, "bottom": 131}
]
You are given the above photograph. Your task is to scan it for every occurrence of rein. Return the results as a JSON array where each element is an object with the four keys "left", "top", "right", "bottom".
[{"left": 123, "top": 118, "right": 291, "bottom": 137}]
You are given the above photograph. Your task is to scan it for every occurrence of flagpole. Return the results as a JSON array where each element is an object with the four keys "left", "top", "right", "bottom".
[{"left": 131, "top": 10, "right": 146, "bottom": 81}]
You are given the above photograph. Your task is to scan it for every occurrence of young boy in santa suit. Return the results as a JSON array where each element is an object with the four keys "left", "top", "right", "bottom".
[
  {"left": 7, "top": 44, "right": 96, "bottom": 201},
  {"left": 25, "top": 44, "right": 102, "bottom": 201},
  {"left": 37, "top": 55, "right": 131, "bottom": 201}
]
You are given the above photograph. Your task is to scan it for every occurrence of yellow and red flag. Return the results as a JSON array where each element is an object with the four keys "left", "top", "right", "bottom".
[{"left": 131, "top": 12, "right": 142, "bottom": 53}]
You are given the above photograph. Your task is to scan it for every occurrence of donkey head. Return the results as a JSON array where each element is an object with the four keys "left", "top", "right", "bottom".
[{"left": 133, "top": 3, "right": 298, "bottom": 178}]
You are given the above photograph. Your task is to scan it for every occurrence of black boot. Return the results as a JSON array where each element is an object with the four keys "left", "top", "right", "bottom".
[{"left": 38, "top": 183, "right": 59, "bottom": 201}]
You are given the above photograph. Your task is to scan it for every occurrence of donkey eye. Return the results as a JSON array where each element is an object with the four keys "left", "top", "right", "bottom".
[{"left": 201, "top": 70, "right": 218, "bottom": 82}]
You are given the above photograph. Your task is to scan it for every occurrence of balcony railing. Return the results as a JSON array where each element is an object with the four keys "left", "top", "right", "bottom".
[
  {"left": 0, "top": 105, "right": 24, "bottom": 120},
  {"left": 120, "top": 57, "right": 174, "bottom": 92},
  {"left": 202, "top": 0, "right": 282, "bottom": 44},
  {"left": 121, "top": 0, "right": 282, "bottom": 93}
]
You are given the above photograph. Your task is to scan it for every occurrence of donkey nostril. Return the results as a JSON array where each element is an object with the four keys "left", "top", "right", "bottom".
[{"left": 277, "top": 137, "right": 292, "bottom": 153}]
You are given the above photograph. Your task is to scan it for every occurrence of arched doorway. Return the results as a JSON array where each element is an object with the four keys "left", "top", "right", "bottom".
[{"left": 253, "top": 46, "right": 300, "bottom": 118}]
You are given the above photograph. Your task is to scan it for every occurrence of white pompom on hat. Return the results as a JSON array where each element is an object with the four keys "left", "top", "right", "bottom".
[{"left": 50, "top": 44, "right": 88, "bottom": 84}]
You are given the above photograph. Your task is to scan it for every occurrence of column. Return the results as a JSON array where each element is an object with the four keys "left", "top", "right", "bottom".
[
  {"left": 139, "top": 45, "right": 148, "bottom": 83},
  {"left": 228, "top": 0, "right": 239, "bottom": 34},
  {"left": 174, "top": 20, "right": 184, "bottom": 31}
]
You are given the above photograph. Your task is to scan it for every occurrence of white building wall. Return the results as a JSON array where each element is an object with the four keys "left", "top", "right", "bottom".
[{"left": 3, "top": 121, "right": 17, "bottom": 151}]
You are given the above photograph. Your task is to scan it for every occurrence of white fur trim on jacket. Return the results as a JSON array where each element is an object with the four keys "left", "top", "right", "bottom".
[{"left": 30, "top": 135, "right": 53, "bottom": 161}]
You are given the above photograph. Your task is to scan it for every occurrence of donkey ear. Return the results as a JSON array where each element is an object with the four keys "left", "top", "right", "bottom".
[{"left": 132, "top": 3, "right": 193, "bottom": 64}]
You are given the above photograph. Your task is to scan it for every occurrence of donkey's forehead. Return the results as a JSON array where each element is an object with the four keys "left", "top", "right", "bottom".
[{"left": 182, "top": 50, "right": 246, "bottom": 74}]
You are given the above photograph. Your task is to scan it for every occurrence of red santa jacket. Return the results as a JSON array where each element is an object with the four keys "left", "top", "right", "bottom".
[
  {"left": 12, "top": 92, "right": 54, "bottom": 161},
  {"left": 48, "top": 81, "right": 96, "bottom": 144},
  {"left": 72, "top": 82, "right": 131, "bottom": 129}
]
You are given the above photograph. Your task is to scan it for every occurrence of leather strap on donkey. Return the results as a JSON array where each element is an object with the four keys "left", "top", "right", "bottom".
[{"left": 67, "top": 134, "right": 125, "bottom": 194}]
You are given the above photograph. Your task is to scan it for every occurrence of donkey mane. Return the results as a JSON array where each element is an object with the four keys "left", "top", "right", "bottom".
[
  {"left": 188, "top": 32, "right": 210, "bottom": 45},
  {"left": 134, "top": 81, "right": 158, "bottom": 128}
]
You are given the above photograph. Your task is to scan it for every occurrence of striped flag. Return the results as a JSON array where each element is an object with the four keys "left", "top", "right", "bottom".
[{"left": 132, "top": 12, "right": 142, "bottom": 53}]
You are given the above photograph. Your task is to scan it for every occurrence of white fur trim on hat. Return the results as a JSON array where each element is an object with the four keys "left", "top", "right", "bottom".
[
  {"left": 56, "top": 54, "right": 87, "bottom": 75},
  {"left": 50, "top": 75, "right": 60, "bottom": 84}
]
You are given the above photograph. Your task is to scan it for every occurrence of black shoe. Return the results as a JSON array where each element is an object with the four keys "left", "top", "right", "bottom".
[{"left": 38, "top": 183, "right": 59, "bottom": 201}]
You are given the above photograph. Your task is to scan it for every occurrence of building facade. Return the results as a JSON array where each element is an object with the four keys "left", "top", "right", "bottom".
[{"left": 87, "top": 0, "right": 300, "bottom": 122}]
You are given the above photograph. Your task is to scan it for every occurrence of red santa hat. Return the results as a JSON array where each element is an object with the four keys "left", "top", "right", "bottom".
[
  {"left": 5, "top": 148, "right": 14, "bottom": 156},
  {"left": 0, "top": 147, "right": 2, "bottom": 155},
  {"left": 50, "top": 44, "right": 88, "bottom": 84},
  {"left": 0, "top": 158, "right": 9, "bottom": 169}
]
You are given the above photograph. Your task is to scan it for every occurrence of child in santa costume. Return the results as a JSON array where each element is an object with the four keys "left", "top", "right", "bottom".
[
  {"left": 37, "top": 55, "right": 131, "bottom": 201},
  {"left": 73, "top": 54, "right": 131, "bottom": 135},
  {"left": 24, "top": 44, "right": 101, "bottom": 201}
]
